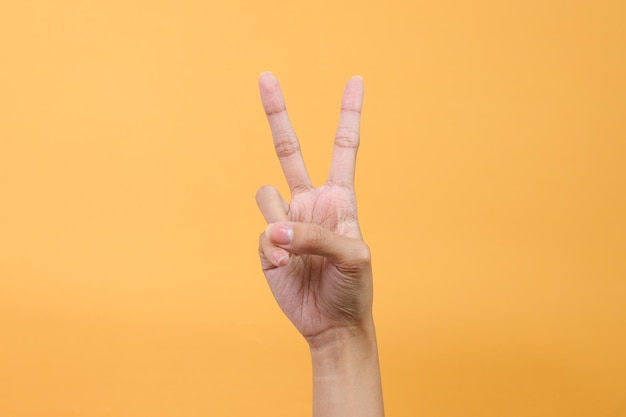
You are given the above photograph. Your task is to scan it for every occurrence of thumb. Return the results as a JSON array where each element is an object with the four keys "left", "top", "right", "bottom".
[{"left": 265, "top": 222, "right": 371, "bottom": 266}]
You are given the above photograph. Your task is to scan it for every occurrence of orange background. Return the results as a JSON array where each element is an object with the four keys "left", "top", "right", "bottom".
[{"left": 1, "top": 1, "right": 625, "bottom": 416}]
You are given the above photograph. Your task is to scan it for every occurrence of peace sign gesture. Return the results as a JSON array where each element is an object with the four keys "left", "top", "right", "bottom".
[
  {"left": 255, "top": 73, "right": 384, "bottom": 417},
  {"left": 255, "top": 72, "right": 372, "bottom": 345}
]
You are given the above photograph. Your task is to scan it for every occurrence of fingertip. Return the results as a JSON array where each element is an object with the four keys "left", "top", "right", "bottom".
[
  {"left": 259, "top": 71, "right": 273, "bottom": 81},
  {"left": 341, "top": 76, "right": 364, "bottom": 111},
  {"left": 259, "top": 73, "right": 286, "bottom": 113},
  {"left": 349, "top": 75, "right": 364, "bottom": 89},
  {"left": 259, "top": 71, "right": 278, "bottom": 90},
  {"left": 266, "top": 222, "right": 294, "bottom": 245}
]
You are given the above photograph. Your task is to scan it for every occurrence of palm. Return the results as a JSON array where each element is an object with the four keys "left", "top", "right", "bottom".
[
  {"left": 265, "top": 185, "right": 361, "bottom": 336},
  {"left": 257, "top": 73, "right": 368, "bottom": 338}
]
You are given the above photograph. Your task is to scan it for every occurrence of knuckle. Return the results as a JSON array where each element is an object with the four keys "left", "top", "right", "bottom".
[
  {"left": 259, "top": 231, "right": 271, "bottom": 249},
  {"left": 258, "top": 233, "right": 276, "bottom": 261},
  {"left": 274, "top": 137, "right": 301, "bottom": 158},
  {"left": 341, "top": 106, "right": 361, "bottom": 115},
  {"left": 291, "top": 183, "right": 312, "bottom": 193},
  {"left": 353, "top": 241, "right": 372, "bottom": 264},
  {"left": 255, "top": 186, "right": 267, "bottom": 202},
  {"left": 264, "top": 107, "right": 286, "bottom": 117},
  {"left": 334, "top": 127, "right": 360, "bottom": 149},
  {"left": 255, "top": 184, "right": 276, "bottom": 202},
  {"left": 275, "top": 140, "right": 300, "bottom": 158},
  {"left": 334, "top": 136, "right": 359, "bottom": 149}
]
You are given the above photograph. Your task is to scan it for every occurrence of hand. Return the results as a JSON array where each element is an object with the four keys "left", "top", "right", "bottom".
[
  {"left": 256, "top": 72, "right": 372, "bottom": 346},
  {"left": 256, "top": 73, "right": 384, "bottom": 417}
]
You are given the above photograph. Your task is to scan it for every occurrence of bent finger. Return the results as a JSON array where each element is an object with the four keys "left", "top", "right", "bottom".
[
  {"left": 259, "top": 231, "right": 291, "bottom": 269},
  {"left": 256, "top": 185, "right": 289, "bottom": 224}
]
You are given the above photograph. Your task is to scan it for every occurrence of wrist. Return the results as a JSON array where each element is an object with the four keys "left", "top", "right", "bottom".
[
  {"left": 306, "top": 319, "right": 375, "bottom": 349},
  {"left": 307, "top": 319, "right": 379, "bottom": 373}
]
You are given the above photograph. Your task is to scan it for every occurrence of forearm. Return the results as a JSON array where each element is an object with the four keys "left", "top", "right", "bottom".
[{"left": 308, "top": 320, "right": 384, "bottom": 417}]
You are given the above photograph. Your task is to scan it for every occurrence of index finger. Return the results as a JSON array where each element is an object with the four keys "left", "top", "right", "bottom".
[{"left": 259, "top": 72, "right": 312, "bottom": 194}]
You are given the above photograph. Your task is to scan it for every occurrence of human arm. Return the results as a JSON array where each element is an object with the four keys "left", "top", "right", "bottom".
[{"left": 255, "top": 73, "right": 384, "bottom": 417}]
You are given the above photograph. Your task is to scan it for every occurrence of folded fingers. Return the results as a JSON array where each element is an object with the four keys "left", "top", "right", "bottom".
[{"left": 256, "top": 185, "right": 291, "bottom": 269}]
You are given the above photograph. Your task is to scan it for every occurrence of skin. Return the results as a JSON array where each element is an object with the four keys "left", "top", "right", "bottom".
[{"left": 256, "top": 73, "right": 384, "bottom": 417}]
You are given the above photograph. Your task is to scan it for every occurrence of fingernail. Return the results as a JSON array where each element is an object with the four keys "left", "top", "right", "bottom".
[
  {"left": 265, "top": 222, "right": 293, "bottom": 245},
  {"left": 273, "top": 249, "right": 290, "bottom": 266}
]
